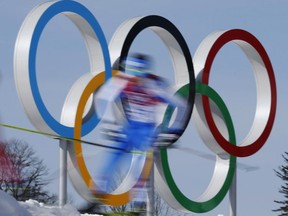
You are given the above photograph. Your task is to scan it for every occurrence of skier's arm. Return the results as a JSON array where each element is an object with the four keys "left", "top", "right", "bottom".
[{"left": 94, "top": 73, "right": 128, "bottom": 122}]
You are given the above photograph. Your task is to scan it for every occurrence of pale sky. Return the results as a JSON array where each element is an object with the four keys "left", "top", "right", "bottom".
[{"left": 0, "top": 0, "right": 288, "bottom": 215}]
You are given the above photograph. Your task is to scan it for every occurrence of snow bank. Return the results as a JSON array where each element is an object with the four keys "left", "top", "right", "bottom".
[
  {"left": 0, "top": 190, "right": 101, "bottom": 216},
  {"left": 0, "top": 190, "right": 31, "bottom": 216},
  {"left": 20, "top": 199, "right": 81, "bottom": 216}
]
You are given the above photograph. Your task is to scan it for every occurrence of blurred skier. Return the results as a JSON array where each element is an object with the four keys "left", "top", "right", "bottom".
[{"left": 94, "top": 53, "right": 186, "bottom": 192}]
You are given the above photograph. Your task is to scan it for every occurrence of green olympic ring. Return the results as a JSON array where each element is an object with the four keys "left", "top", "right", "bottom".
[{"left": 155, "top": 82, "right": 236, "bottom": 213}]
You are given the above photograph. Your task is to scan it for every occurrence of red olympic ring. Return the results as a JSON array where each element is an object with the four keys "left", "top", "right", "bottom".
[{"left": 197, "top": 29, "right": 277, "bottom": 157}]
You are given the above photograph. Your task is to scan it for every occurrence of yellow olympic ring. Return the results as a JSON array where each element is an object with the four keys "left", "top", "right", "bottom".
[{"left": 71, "top": 71, "right": 153, "bottom": 206}]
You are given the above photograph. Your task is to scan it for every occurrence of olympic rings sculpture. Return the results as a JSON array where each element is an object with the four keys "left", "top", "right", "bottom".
[{"left": 13, "top": 0, "right": 276, "bottom": 213}]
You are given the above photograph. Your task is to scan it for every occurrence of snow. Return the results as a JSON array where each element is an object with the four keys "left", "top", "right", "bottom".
[{"left": 0, "top": 190, "right": 101, "bottom": 216}]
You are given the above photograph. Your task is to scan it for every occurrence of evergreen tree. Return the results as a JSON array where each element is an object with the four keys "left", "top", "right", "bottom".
[{"left": 274, "top": 152, "right": 288, "bottom": 215}]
